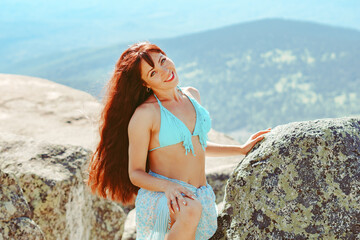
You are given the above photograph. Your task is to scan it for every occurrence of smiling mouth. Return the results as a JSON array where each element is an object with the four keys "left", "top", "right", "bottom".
[{"left": 165, "top": 72, "right": 174, "bottom": 82}]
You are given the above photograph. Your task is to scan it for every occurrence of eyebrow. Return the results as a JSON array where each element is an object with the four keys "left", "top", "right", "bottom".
[{"left": 147, "top": 54, "right": 163, "bottom": 77}]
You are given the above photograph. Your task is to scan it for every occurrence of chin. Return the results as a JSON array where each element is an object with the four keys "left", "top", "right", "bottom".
[
  {"left": 165, "top": 76, "right": 179, "bottom": 85},
  {"left": 173, "top": 78, "right": 180, "bottom": 86}
]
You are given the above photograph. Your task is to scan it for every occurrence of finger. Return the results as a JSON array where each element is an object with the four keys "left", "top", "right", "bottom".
[
  {"left": 251, "top": 135, "right": 264, "bottom": 143},
  {"left": 253, "top": 130, "right": 271, "bottom": 139},
  {"left": 174, "top": 196, "right": 180, "bottom": 212},
  {"left": 170, "top": 197, "right": 177, "bottom": 213},
  {"left": 171, "top": 194, "right": 180, "bottom": 212},
  {"left": 251, "top": 132, "right": 262, "bottom": 139},
  {"left": 257, "top": 135, "right": 265, "bottom": 141},
  {"left": 177, "top": 193, "right": 187, "bottom": 206},
  {"left": 252, "top": 132, "right": 263, "bottom": 139},
  {"left": 182, "top": 189, "right": 196, "bottom": 200},
  {"left": 258, "top": 133, "right": 266, "bottom": 138},
  {"left": 168, "top": 199, "right": 174, "bottom": 214},
  {"left": 257, "top": 129, "right": 271, "bottom": 135}
]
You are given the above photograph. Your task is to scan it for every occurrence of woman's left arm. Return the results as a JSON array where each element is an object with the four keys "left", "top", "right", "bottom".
[
  {"left": 205, "top": 128, "right": 272, "bottom": 157},
  {"left": 205, "top": 141, "right": 246, "bottom": 157}
]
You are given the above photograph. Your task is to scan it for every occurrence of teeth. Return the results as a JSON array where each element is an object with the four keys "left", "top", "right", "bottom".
[{"left": 167, "top": 72, "right": 173, "bottom": 81}]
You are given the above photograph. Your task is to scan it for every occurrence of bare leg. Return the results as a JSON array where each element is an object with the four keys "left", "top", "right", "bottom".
[{"left": 165, "top": 197, "right": 202, "bottom": 240}]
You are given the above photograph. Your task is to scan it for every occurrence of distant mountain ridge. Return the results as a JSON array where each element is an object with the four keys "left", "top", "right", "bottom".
[{"left": 2, "top": 18, "right": 360, "bottom": 142}]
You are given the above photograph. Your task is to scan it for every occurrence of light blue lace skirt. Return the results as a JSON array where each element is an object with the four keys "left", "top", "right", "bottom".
[{"left": 135, "top": 170, "right": 218, "bottom": 240}]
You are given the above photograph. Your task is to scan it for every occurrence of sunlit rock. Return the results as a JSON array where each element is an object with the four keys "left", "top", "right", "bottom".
[
  {"left": 0, "top": 169, "right": 45, "bottom": 239},
  {"left": 0, "top": 132, "right": 126, "bottom": 240},
  {"left": 211, "top": 117, "right": 360, "bottom": 239}
]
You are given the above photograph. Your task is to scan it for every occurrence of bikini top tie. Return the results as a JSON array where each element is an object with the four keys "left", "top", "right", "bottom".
[{"left": 148, "top": 86, "right": 212, "bottom": 156}]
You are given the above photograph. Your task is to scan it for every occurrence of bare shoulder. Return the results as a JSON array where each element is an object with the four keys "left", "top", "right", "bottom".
[
  {"left": 182, "top": 86, "right": 201, "bottom": 104},
  {"left": 128, "top": 101, "right": 156, "bottom": 132}
]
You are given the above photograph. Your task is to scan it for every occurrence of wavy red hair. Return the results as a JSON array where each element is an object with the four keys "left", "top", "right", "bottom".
[{"left": 85, "top": 42, "right": 166, "bottom": 205}]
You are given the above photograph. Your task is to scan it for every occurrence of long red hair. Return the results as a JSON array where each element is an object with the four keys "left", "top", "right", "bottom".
[{"left": 85, "top": 42, "right": 166, "bottom": 205}]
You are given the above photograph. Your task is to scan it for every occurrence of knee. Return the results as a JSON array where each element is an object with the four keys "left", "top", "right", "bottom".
[{"left": 180, "top": 198, "right": 202, "bottom": 221}]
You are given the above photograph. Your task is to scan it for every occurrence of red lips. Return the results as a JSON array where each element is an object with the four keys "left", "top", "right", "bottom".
[{"left": 165, "top": 72, "right": 174, "bottom": 82}]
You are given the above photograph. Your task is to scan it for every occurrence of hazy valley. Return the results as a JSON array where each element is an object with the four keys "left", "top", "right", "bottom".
[{"left": 2, "top": 18, "right": 359, "bottom": 142}]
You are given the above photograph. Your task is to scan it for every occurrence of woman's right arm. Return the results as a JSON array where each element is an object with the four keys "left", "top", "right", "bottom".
[
  {"left": 128, "top": 104, "right": 167, "bottom": 191},
  {"left": 128, "top": 105, "right": 195, "bottom": 212}
]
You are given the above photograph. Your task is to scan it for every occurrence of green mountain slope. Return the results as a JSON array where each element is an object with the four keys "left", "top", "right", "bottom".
[{"left": 2, "top": 19, "right": 360, "bottom": 140}]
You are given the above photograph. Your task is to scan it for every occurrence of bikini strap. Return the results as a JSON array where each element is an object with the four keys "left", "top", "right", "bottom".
[
  {"left": 177, "top": 85, "right": 191, "bottom": 100},
  {"left": 176, "top": 85, "right": 183, "bottom": 93},
  {"left": 153, "top": 85, "right": 183, "bottom": 105},
  {"left": 153, "top": 92, "right": 162, "bottom": 106}
]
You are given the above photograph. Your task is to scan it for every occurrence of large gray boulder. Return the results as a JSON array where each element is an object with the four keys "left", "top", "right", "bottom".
[
  {"left": 0, "top": 132, "right": 126, "bottom": 240},
  {"left": 211, "top": 117, "right": 360, "bottom": 239}
]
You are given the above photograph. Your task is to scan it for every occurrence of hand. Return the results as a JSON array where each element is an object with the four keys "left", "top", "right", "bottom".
[
  {"left": 164, "top": 181, "right": 197, "bottom": 214},
  {"left": 241, "top": 128, "right": 271, "bottom": 155}
]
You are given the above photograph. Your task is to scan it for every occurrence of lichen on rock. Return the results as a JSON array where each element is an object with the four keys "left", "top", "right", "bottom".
[
  {"left": 0, "top": 132, "right": 126, "bottom": 240},
  {"left": 0, "top": 169, "right": 45, "bottom": 239},
  {"left": 211, "top": 117, "right": 360, "bottom": 240}
]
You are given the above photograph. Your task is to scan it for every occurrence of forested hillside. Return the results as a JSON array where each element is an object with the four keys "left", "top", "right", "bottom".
[{"left": 2, "top": 19, "right": 359, "bottom": 141}]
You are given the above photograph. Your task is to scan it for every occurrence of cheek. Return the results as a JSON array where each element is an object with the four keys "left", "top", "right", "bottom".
[
  {"left": 147, "top": 75, "right": 161, "bottom": 85},
  {"left": 155, "top": 75, "right": 164, "bottom": 83}
]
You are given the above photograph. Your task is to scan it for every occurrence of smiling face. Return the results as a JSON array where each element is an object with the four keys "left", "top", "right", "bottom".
[{"left": 140, "top": 51, "right": 178, "bottom": 91}]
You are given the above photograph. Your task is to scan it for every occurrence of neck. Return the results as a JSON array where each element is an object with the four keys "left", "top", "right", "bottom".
[{"left": 153, "top": 86, "right": 183, "bottom": 102}]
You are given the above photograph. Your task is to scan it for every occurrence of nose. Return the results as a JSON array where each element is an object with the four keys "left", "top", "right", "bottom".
[{"left": 160, "top": 65, "right": 171, "bottom": 77}]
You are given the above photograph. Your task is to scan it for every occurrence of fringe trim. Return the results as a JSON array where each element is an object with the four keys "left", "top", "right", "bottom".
[{"left": 149, "top": 195, "right": 170, "bottom": 239}]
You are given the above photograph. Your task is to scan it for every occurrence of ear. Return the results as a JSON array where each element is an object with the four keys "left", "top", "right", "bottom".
[{"left": 142, "top": 81, "right": 149, "bottom": 88}]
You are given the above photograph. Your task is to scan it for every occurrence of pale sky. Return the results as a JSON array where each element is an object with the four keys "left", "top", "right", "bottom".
[{"left": 1, "top": 0, "right": 359, "bottom": 58}]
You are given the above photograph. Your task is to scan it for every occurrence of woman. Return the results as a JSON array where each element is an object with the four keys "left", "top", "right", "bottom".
[{"left": 86, "top": 42, "right": 271, "bottom": 239}]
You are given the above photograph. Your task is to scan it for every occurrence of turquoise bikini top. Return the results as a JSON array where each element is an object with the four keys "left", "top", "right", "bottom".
[{"left": 148, "top": 86, "right": 212, "bottom": 156}]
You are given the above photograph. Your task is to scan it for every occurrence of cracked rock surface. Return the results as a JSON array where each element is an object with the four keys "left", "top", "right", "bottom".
[
  {"left": 0, "top": 132, "right": 126, "bottom": 240},
  {"left": 211, "top": 117, "right": 360, "bottom": 240},
  {"left": 0, "top": 169, "right": 45, "bottom": 239}
]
